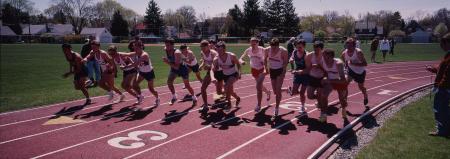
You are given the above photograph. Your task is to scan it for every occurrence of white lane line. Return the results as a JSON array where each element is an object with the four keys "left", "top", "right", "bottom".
[
  {"left": 215, "top": 75, "right": 433, "bottom": 159},
  {"left": 1, "top": 61, "right": 433, "bottom": 116},
  {"left": 27, "top": 71, "right": 431, "bottom": 158},
  {"left": 122, "top": 95, "right": 301, "bottom": 159},
  {"left": 241, "top": 124, "right": 273, "bottom": 131},
  {"left": 216, "top": 108, "right": 319, "bottom": 159},
  {"left": 1, "top": 77, "right": 293, "bottom": 146},
  {"left": 0, "top": 75, "right": 257, "bottom": 127},
  {"left": 0, "top": 68, "right": 428, "bottom": 127},
  {"left": 30, "top": 93, "right": 259, "bottom": 159}
]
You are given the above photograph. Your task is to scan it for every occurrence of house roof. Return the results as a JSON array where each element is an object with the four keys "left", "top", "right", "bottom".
[
  {"left": 22, "top": 25, "right": 46, "bottom": 35},
  {"left": 49, "top": 24, "right": 73, "bottom": 35},
  {"left": 80, "top": 28, "right": 111, "bottom": 37},
  {"left": 1, "top": 26, "right": 17, "bottom": 35}
]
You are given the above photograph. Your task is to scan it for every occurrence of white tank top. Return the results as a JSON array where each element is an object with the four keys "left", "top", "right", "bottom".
[
  {"left": 218, "top": 52, "right": 237, "bottom": 75},
  {"left": 114, "top": 55, "right": 135, "bottom": 71},
  {"left": 322, "top": 58, "right": 341, "bottom": 80},
  {"left": 181, "top": 50, "right": 198, "bottom": 66},
  {"left": 268, "top": 48, "right": 283, "bottom": 69},
  {"left": 344, "top": 49, "right": 365, "bottom": 74},
  {"left": 245, "top": 46, "right": 265, "bottom": 69},
  {"left": 137, "top": 52, "right": 153, "bottom": 72},
  {"left": 309, "top": 52, "right": 325, "bottom": 78},
  {"left": 202, "top": 50, "right": 215, "bottom": 66},
  {"left": 94, "top": 51, "right": 108, "bottom": 71}
]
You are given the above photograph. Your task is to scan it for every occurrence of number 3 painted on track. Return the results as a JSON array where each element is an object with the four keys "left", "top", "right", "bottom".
[{"left": 108, "top": 130, "right": 168, "bottom": 149}]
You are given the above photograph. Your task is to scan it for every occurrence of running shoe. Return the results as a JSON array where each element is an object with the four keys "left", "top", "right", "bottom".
[
  {"left": 287, "top": 86, "right": 293, "bottom": 96},
  {"left": 192, "top": 96, "right": 197, "bottom": 106},
  {"left": 299, "top": 105, "right": 306, "bottom": 115},
  {"left": 364, "top": 98, "right": 369, "bottom": 106},
  {"left": 235, "top": 97, "right": 241, "bottom": 107},
  {"left": 271, "top": 108, "right": 279, "bottom": 120},
  {"left": 170, "top": 96, "right": 177, "bottom": 105},
  {"left": 200, "top": 104, "right": 209, "bottom": 112},
  {"left": 154, "top": 98, "right": 160, "bottom": 107},
  {"left": 319, "top": 113, "right": 327, "bottom": 123},
  {"left": 85, "top": 80, "right": 93, "bottom": 88},
  {"left": 84, "top": 98, "right": 91, "bottom": 106},
  {"left": 135, "top": 95, "right": 143, "bottom": 105},
  {"left": 107, "top": 91, "right": 114, "bottom": 100},
  {"left": 254, "top": 105, "right": 261, "bottom": 113}
]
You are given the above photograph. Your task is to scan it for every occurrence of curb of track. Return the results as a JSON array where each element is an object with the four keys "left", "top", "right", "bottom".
[{"left": 307, "top": 83, "right": 433, "bottom": 159}]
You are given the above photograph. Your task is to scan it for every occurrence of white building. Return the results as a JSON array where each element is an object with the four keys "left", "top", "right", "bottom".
[
  {"left": 22, "top": 25, "right": 46, "bottom": 35},
  {"left": 1, "top": 25, "right": 16, "bottom": 36},
  {"left": 80, "top": 28, "right": 113, "bottom": 43},
  {"left": 48, "top": 24, "right": 74, "bottom": 36}
]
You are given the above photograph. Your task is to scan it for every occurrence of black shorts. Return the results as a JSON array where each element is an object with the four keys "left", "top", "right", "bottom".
[
  {"left": 188, "top": 64, "right": 200, "bottom": 73},
  {"left": 170, "top": 66, "right": 189, "bottom": 80},
  {"left": 269, "top": 68, "right": 284, "bottom": 80},
  {"left": 224, "top": 72, "right": 239, "bottom": 84},
  {"left": 348, "top": 68, "right": 366, "bottom": 83},
  {"left": 294, "top": 74, "right": 309, "bottom": 85},
  {"left": 308, "top": 76, "right": 323, "bottom": 88},
  {"left": 140, "top": 70, "right": 155, "bottom": 81},
  {"left": 214, "top": 70, "right": 224, "bottom": 81},
  {"left": 123, "top": 69, "right": 137, "bottom": 78}
]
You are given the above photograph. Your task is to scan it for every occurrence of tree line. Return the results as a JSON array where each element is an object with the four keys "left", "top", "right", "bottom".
[{"left": 1, "top": 0, "right": 449, "bottom": 39}]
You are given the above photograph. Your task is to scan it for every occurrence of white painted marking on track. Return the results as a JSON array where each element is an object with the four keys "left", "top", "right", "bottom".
[
  {"left": 27, "top": 73, "right": 434, "bottom": 158},
  {"left": 107, "top": 130, "right": 168, "bottom": 149},
  {"left": 0, "top": 68, "right": 430, "bottom": 128},
  {"left": 123, "top": 76, "right": 432, "bottom": 159},
  {"left": 214, "top": 76, "right": 433, "bottom": 159},
  {"left": 377, "top": 89, "right": 398, "bottom": 95}
]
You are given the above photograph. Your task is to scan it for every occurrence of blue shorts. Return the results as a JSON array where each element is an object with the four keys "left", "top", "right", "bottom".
[
  {"left": 170, "top": 66, "right": 189, "bottom": 80},
  {"left": 294, "top": 74, "right": 309, "bottom": 85}
]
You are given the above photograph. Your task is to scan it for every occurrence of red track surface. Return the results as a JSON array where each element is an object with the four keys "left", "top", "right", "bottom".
[{"left": 0, "top": 61, "right": 436, "bottom": 159}]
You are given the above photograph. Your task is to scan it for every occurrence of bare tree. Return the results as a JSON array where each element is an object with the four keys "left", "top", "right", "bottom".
[{"left": 46, "top": 0, "right": 95, "bottom": 34}]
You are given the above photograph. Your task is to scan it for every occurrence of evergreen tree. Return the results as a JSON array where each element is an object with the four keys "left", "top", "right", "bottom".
[
  {"left": 265, "top": 0, "right": 283, "bottom": 34},
  {"left": 144, "top": 0, "right": 164, "bottom": 36},
  {"left": 281, "top": 0, "right": 299, "bottom": 36},
  {"left": 1, "top": 3, "right": 24, "bottom": 34},
  {"left": 242, "top": 0, "right": 261, "bottom": 35},
  {"left": 110, "top": 10, "right": 129, "bottom": 37}
]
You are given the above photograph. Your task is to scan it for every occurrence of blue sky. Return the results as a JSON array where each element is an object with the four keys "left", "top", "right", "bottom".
[{"left": 32, "top": 0, "right": 449, "bottom": 20}]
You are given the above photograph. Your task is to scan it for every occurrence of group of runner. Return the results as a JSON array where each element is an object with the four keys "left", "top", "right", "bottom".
[{"left": 62, "top": 37, "right": 370, "bottom": 122}]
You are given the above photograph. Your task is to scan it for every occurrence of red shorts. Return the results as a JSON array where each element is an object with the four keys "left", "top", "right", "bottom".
[
  {"left": 251, "top": 68, "right": 264, "bottom": 79},
  {"left": 332, "top": 83, "right": 348, "bottom": 91}
]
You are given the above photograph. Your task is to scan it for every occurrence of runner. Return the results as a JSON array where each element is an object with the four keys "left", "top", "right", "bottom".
[
  {"left": 288, "top": 39, "right": 309, "bottom": 114},
  {"left": 239, "top": 37, "right": 271, "bottom": 113},
  {"left": 213, "top": 41, "right": 241, "bottom": 112},
  {"left": 61, "top": 43, "right": 91, "bottom": 105},
  {"left": 179, "top": 44, "right": 203, "bottom": 83},
  {"left": 107, "top": 45, "right": 149, "bottom": 105},
  {"left": 341, "top": 38, "right": 369, "bottom": 107},
  {"left": 264, "top": 38, "right": 289, "bottom": 119},
  {"left": 199, "top": 40, "right": 218, "bottom": 112},
  {"left": 320, "top": 48, "right": 348, "bottom": 119},
  {"left": 305, "top": 41, "right": 326, "bottom": 122},
  {"left": 163, "top": 38, "right": 197, "bottom": 106},
  {"left": 209, "top": 39, "right": 225, "bottom": 96},
  {"left": 83, "top": 41, "right": 125, "bottom": 103}
]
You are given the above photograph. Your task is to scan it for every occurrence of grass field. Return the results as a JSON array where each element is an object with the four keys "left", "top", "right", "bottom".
[
  {"left": 357, "top": 94, "right": 450, "bottom": 159},
  {"left": 0, "top": 43, "right": 445, "bottom": 112}
]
